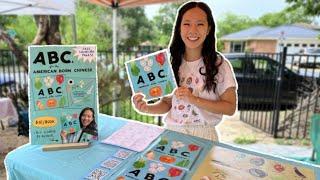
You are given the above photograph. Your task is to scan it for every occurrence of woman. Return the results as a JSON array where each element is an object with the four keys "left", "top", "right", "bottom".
[{"left": 132, "top": 1, "right": 237, "bottom": 141}]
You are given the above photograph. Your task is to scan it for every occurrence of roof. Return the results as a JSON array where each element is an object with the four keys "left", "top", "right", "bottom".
[{"left": 221, "top": 24, "right": 320, "bottom": 41}]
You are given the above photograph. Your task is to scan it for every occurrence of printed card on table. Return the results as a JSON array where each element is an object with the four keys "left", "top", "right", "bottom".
[
  {"left": 116, "top": 157, "right": 185, "bottom": 180},
  {"left": 144, "top": 135, "right": 202, "bottom": 170},
  {"left": 28, "top": 45, "right": 98, "bottom": 145},
  {"left": 125, "top": 49, "right": 177, "bottom": 101}
]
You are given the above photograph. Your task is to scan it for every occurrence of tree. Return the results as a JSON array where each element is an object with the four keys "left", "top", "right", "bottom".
[
  {"left": 258, "top": 8, "right": 312, "bottom": 27},
  {"left": 118, "top": 7, "right": 153, "bottom": 49},
  {"left": 286, "top": 0, "right": 320, "bottom": 16},
  {"left": 151, "top": 3, "right": 184, "bottom": 46},
  {"left": 32, "top": 15, "right": 61, "bottom": 45}
]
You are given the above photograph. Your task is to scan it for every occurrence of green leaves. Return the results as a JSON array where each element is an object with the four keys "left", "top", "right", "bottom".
[
  {"left": 165, "top": 81, "right": 173, "bottom": 94},
  {"left": 130, "top": 62, "right": 140, "bottom": 76}
]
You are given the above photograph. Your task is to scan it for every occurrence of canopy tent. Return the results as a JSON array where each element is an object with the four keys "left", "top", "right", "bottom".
[
  {"left": 0, "top": 0, "right": 77, "bottom": 43},
  {"left": 0, "top": 0, "right": 75, "bottom": 15}
]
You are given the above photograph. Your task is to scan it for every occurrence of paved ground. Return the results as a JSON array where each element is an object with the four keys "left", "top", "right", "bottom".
[{"left": 217, "top": 112, "right": 314, "bottom": 162}]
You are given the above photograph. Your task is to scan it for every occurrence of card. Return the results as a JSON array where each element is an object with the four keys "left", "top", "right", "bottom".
[
  {"left": 101, "top": 158, "right": 122, "bottom": 169},
  {"left": 113, "top": 149, "right": 133, "bottom": 160},
  {"left": 85, "top": 168, "right": 108, "bottom": 180}
]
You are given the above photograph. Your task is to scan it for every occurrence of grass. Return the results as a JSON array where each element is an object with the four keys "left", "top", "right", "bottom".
[
  {"left": 275, "top": 138, "right": 311, "bottom": 146},
  {"left": 233, "top": 134, "right": 257, "bottom": 144}
]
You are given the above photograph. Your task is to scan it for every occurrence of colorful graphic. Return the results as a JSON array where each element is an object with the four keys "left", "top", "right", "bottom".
[
  {"left": 116, "top": 158, "right": 185, "bottom": 180},
  {"left": 29, "top": 45, "right": 98, "bottom": 145},
  {"left": 144, "top": 135, "right": 202, "bottom": 170},
  {"left": 192, "top": 146, "right": 317, "bottom": 180},
  {"left": 125, "top": 49, "right": 177, "bottom": 100}
]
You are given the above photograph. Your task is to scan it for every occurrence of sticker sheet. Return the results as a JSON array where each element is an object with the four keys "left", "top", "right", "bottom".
[{"left": 192, "top": 146, "right": 317, "bottom": 180}]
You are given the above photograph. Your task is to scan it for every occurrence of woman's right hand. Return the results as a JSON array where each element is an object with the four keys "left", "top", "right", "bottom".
[{"left": 132, "top": 94, "right": 149, "bottom": 113}]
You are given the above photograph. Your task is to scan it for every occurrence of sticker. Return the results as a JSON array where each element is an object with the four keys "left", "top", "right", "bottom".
[
  {"left": 294, "top": 167, "right": 306, "bottom": 178},
  {"left": 101, "top": 158, "right": 121, "bottom": 169},
  {"left": 248, "top": 168, "right": 267, "bottom": 178},
  {"left": 250, "top": 157, "right": 265, "bottom": 166},
  {"left": 273, "top": 163, "right": 285, "bottom": 173},
  {"left": 85, "top": 168, "right": 108, "bottom": 180},
  {"left": 149, "top": 162, "right": 166, "bottom": 174},
  {"left": 114, "top": 149, "right": 133, "bottom": 159}
]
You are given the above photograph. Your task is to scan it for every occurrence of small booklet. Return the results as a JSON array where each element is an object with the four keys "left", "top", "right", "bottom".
[
  {"left": 101, "top": 121, "right": 164, "bottom": 152},
  {"left": 125, "top": 49, "right": 177, "bottom": 101},
  {"left": 144, "top": 134, "right": 202, "bottom": 170},
  {"left": 115, "top": 157, "right": 186, "bottom": 180}
]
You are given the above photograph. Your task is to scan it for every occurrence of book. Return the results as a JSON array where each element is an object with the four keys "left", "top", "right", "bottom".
[
  {"left": 28, "top": 45, "right": 98, "bottom": 145},
  {"left": 125, "top": 49, "right": 177, "bottom": 101},
  {"left": 144, "top": 134, "right": 202, "bottom": 170},
  {"left": 115, "top": 157, "right": 186, "bottom": 180}
]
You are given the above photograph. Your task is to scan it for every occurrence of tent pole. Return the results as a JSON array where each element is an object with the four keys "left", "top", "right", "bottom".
[
  {"left": 71, "top": 14, "right": 77, "bottom": 44},
  {"left": 112, "top": 7, "right": 118, "bottom": 117}
]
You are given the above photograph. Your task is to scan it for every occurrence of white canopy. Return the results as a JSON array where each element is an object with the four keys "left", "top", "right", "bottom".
[{"left": 0, "top": 0, "right": 75, "bottom": 15}]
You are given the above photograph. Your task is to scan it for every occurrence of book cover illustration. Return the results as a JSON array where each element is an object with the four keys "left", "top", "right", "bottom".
[
  {"left": 144, "top": 134, "right": 202, "bottom": 170},
  {"left": 28, "top": 45, "right": 98, "bottom": 145},
  {"left": 125, "top": 49, "right": 177, "bottom": 101},
  {"left": 115, "top": 157, "right": 185, "bottom": 180}
]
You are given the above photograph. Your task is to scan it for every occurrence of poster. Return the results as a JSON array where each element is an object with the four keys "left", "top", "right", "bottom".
[
  {"left": 125, "top": 49, "right": 177, "bottom": 101},
  {"left": 28, "top": 45, "right": 98, "bottom": 145}
]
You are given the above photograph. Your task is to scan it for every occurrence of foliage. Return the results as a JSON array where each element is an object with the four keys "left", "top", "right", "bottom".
[
  {"left": 118, "top": 8, "right": 154, "bottom": 49},
  {"left": 151, "top": 3, "right": 184, "bottom": 46},
  {"left": 286, "top": 0, "right": 320, "bottom": 16},
  {"left": 257, "top": 8, "right": 312, "bottom": 27},
  {"left": 233, "top": 134, "right": 257, "bottom": 144}
]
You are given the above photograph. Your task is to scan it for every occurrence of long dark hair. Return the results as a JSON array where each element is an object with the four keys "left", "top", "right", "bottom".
[
  {"left": 169, "top": 1, "right": 221, "bottom": 92},
  {"left": 79, "top": 107, "right": 97, "bottom": 136}
]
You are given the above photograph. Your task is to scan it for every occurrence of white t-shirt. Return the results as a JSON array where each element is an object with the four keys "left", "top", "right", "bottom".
[{"left": 164, "top": 56, "right": 237, "bottom": 126}]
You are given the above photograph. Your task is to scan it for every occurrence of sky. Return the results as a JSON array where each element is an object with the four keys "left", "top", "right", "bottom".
[{"left": 145, "top": 0, "right": 288, "bottom": 20}]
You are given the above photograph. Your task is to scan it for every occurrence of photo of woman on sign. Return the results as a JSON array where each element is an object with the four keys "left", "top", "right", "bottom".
[{"left": 60, "top": 107, "right": 97, "bottom": 143}]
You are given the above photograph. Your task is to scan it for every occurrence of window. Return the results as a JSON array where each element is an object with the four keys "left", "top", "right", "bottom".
[
  {"left": 230, "top": 41, "right": 246, "bottom": 53},
  {"left": 286, "top": 43, "right": 292, "bottom": 47},
  {"left": 294, "top": 44, "right": 299, "bottom": 47},
  {"left": 302, "top": 44, "right": 307, "bottom": 47},
  {"left": 310, "top": 44, "right": 315, "bottom": 47},
  {"left": 318, "top": 44, "right": 320, "bottom": 48}
]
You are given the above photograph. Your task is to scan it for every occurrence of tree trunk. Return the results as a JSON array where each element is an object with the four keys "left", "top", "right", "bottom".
[
  {"left": 32, "top": 15, "right": 61, "bottom": 45},
  {"left": 0, "top": 28, "right": 28, "bottom": 72}
]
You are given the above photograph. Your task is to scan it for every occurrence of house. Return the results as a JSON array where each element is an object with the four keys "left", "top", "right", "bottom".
[{"left": 221, "top": 24, "right": 320, "bottom": 54}]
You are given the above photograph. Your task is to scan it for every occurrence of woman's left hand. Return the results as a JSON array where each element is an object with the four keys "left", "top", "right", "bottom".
[{"left": 174, "top": 86, "right": 195, "bottom": 102}]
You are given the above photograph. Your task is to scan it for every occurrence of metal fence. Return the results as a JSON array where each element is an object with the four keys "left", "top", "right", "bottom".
[
  {"left": 235, "top": 47, "right": 320, "bottom": 139},
  {"left": 1, "top": 47, "right": 319, "bottom": 138}
]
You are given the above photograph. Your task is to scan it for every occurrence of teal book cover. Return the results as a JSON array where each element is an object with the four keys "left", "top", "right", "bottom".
[
  {"left": 28, "top": 45, "right": 98, "bottom": 145},
  {"left": 144, "top": 133, "right": 202, "bottom": 170},
  {"left": 115, "top": 157, "right": 185, "bottom": 180},
  {"left": 125, "top": 49, "right": 177, "bottom": 101}
]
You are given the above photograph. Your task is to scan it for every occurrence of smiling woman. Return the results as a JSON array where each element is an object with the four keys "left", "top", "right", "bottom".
[{"left": 132, "top": 1, "right": 238, "bottom": 143}]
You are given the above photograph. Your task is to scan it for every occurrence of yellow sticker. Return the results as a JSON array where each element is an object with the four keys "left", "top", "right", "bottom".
[{"left": 33, "top": 116, "right": 57, "bottom": 128}]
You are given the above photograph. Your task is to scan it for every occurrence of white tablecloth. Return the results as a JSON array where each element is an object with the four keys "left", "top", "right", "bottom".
[{"left": 0, "top": 97, "right": 18, "bottom": 126}]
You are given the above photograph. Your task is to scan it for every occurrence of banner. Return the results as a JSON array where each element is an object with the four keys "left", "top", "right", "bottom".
[{"left": 28, "top": 45, "right": 98, "bottom": 145}]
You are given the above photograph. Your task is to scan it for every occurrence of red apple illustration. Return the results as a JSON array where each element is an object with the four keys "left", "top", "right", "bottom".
[
  {"left": 168, "top": 167, "right": 182, "bottom": 177},
  {"left": 156, "top": 53, "right": 165, "bottom": 66},
  {"left": 188, "top": 144, "right": 200, "bottom": 151},
  {"left": 56, "top": 74, "right": 64, "bottom": 85}
]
